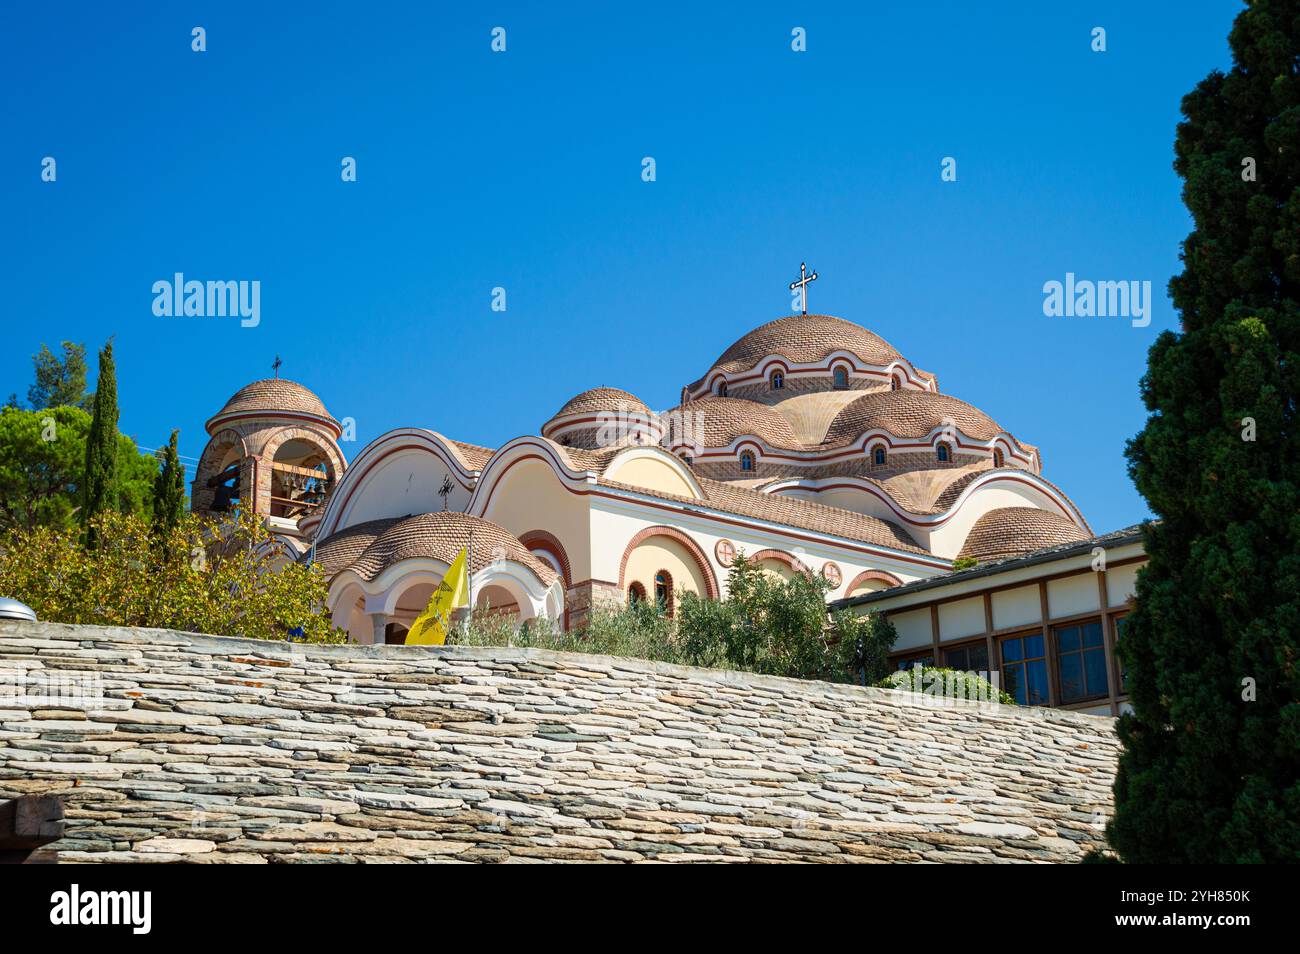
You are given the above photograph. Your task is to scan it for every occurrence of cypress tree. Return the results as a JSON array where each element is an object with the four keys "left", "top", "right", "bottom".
[
  {"left": 152, "top": 429, "right": 186, "bottom": 532},
  {"left": 81, "top": 341, "right": 119, "bottom": 541},
  {"left": 1110, "top": 0, "right": 1300, "bottom": 863}
]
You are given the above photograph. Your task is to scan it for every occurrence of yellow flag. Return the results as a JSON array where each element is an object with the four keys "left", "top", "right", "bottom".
[{"left": 405, "top": 547, "right": 469, "bottom": 645}]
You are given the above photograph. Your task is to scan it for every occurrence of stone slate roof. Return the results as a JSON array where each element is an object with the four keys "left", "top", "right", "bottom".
[
  {"left": 957, "top": 507, "right": 1089, "bottom": 562},
  {"left": 0, "top": 622, "right": 1121, "bottom": 864},
  {"left": 206, "top": 378, "right": 337, "bottom": 434}
]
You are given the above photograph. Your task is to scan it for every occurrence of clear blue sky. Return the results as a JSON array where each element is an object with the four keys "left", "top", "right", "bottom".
[{"left": 1, "top": 1, "right": 1240, "bottom": 533}]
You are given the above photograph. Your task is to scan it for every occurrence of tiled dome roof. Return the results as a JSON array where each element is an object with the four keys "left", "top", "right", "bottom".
[
  {"left": 206, "top": 378, "right": 337, "bottom": 434},
  {"left": 667, "top": 396, "right": 805, "bottom": 451},
  {"left": 323, "top": 511, "right": 556, "bottom": 587},
  {"left": 957, "top": 507, "right": 1087, "bottom": 563},
  {"left": 822, "top": 390, "right": 1005, "bottom": 447},
  {"left": 551, "top": 387, "right": 649, "bottom": 420},
  {"left": 702, "top": 314, "right": 906, "bottom": 380}
]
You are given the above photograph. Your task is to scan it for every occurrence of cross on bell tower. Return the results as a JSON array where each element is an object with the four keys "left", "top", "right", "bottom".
[{"left": 789, "top": 263, "right": 817, "bottom": 315}]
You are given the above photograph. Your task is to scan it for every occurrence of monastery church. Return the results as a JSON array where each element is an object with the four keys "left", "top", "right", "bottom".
[{"left": 192, "top": 304, "right": 1093, "bottom": 645}]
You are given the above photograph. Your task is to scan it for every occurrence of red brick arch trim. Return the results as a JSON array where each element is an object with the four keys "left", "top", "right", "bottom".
[
  {"left": 618, "top": 526, "right": 719, "bottom": 600},
  {"left": 748, "top": 548, "right": 812, "bottom": 577},
  {"left": 845, "top": 569, "right": 904, "bottom": 593},
  {"left": 519, "top": 530, "right": 572, "bottom": 588}
]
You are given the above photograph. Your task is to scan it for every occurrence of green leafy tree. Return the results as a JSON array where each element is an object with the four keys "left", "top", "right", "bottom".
[
  {"left": 0, "top": 509, "right": 343, "bottom": 643},
  {"left": 81, "top": 341, "right": 119, "bottom": 541},
  {"left": 0, "top": 405, "right": 155, "bottom": 532},
  {"left": 1111, "top": 0, "right": 1300, "bottom": 863},
  {"left": 28, "top": 341, "right": 90, "bottom": 411},
  {"left": 152, "top": 429, "right": 187, "bottom": 532}
]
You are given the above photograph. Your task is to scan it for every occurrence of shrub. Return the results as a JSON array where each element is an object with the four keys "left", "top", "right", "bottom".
[{"left": 876, "top": 666, "right": 1016, "bottom": 706}]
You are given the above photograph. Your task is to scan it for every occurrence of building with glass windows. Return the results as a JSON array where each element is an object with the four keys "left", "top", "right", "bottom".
[{"left": 830, "top": 525, "right": 1145, "bottom": 716}]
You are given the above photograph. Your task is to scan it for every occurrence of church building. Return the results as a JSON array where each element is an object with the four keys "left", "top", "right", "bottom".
[{"left": 192, "top": 306, "right": 1099, "bottom": 649}]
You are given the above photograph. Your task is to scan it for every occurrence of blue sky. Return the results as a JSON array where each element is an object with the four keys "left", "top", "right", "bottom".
[{"left": 1, "top": 1, "right": 1240, "bottom": 533}]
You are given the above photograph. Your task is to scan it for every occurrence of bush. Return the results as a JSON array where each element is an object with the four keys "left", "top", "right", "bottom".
[
  {"left": 0, "top": 509, "right": 343, "bottom": 643},
  {"left": 876, "top": 666, "right": 1016, "bottom": 706}
]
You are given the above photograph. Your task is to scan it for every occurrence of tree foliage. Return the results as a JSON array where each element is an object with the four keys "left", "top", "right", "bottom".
[
  {"left": 1111, "top": 0, "right": 1300, "bottom": 863},
  {"left": 0, "top": 405, "right": 156, "bottom": 532},
  {"left": 152, "top": 429, "right": 187, "bottom": 533},
  {"left": 81, "top": 341, "right": 119, "bottom": 540},
  {"left": 28, "top": 341, "right": 90, "bottom": 411},
  {"left": 0, "top": 509, "right": 343, "bottom": 643}
]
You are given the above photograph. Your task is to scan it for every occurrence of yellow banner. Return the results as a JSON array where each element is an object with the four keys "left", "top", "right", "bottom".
[{"left": 405, "top": 546, "right": 469, "bottom": 645}]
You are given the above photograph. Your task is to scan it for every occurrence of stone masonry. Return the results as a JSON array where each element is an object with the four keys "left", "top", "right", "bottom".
[{"left": 0, "top": 621, "right": 1120, "bottom": 863}]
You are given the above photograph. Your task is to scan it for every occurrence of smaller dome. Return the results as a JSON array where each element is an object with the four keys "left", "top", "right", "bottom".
[
  {"left": 823, "top": 390, "right": 1005, "bottom": 447},
  {"left": 330, "top": 511, "right": 557, "bottom": 587},
  {"left": 206, "top": 378, "right": 338, "bottom": 435},
  {"left": 666, "top": 396, "right": 805, "bottom": 451},
  {"left": 548, "top": 387, "right": 649, "bottom": 422},
  {"left": 957, "top": 507, "right": 1087, "bottom": 563}
]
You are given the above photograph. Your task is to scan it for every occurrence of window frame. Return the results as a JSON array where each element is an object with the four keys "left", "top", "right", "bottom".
[
  {"left": 998, "top": 630, "right": 1050, "bottom": 707},
  {"left": 1052, "top": 617, "right": 1110, "bottom": 704}
]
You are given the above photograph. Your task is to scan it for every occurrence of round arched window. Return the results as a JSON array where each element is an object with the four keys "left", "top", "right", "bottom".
[
  {"left": 740, "top": 450, "right": 755, "bottom": 472},
  {"left": 716, "top": 380, "right": 729, "bottom": 397},
  {"left": 771, "top": 370, "right": 785, "bottom": 390},
  {"left": 832, "top": 366, "right": 849, "bottom": 390},
  {"left": 654, "top": 570, "right": 674, "bottom": 616},
  {"left": 628, "top": 582, "right": 646, "bottom": 607},
  {"left": 993, "top": 448, "right": 1005, "bottom": 468},
  {"left": 937, "top": 442, "right": 951, "bottom": 463},
  {"left": 872, "top": 445, "right": 887, "bottom": 466}
]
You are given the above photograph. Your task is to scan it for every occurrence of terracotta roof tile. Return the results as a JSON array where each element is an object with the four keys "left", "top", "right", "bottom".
[
  {"left": 206, "top": 378, "right": 337, "bottom": 433},
  {"left": 957, "top": 507, "right": 1088, "bottom": 563}
]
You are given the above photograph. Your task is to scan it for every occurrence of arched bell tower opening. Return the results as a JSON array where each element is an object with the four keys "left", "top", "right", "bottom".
[{"left": 192, "top": 376, "right": 347, "bottom": 554}]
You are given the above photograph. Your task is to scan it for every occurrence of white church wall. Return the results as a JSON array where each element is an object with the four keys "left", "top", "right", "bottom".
[
  {"left": 892, "top": 608, "right": 933, "bottom": 651},
  {"left": 1106, "top": 563, "right": 1141, "bottom": 606},
  {"left": 992, "top": 585, "right": 1041, "bottom": 630},
  {"left": 938, "top": 596, "right": 985, "bottom": 641},
  {"left": 927, "top": 482, "right": 1077, "bottom": 559},
  {"left": 1047, "top": 574, "right": 1100, "bottom": 619}
]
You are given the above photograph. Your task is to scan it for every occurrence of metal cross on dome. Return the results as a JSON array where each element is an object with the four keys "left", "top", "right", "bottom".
[
  {"left": 789, "top": 263, "right": 817, "bottom": 315},
  {"left": 438, "top": 473, "right": 453, "bottom": 511},
  {"left": 271, "top": 355, "right": 282, "bottom": 378}
]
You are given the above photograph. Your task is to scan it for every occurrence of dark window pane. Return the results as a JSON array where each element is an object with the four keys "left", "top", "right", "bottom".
[
  {"left": 1025, "top": 660, "right": 1049, "bottom": 705},
  {"left": 1004, "top": 663, "right": 1025, "bottom": 705},
  {"left": 1024, "top": 634, "right": 1045, "bottom": 659},
  {"left": 1059, "top": 653, "right": 1083, "bottom": 702},
  {"left": 1002, "top": 638, "right": 1023, "bottom": 663},
  {"left": 1084, "top": 648, "right": 1109, "bottom": 697},
  {"left": 1057, "top": 626, "right": 1080, "bottom": 652},
  {"left": 969, "top": 644, "right": 989, "bottom": 671},
  {"left": 1083, "top": 620, "right": 1103, "bottom": 647},
  {"left": 944, "top": 646, "right": 968, "bottom": 670}
]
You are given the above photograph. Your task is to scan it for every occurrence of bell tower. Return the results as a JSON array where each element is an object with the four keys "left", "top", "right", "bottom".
[{"left": 192, "top": 375, "right": 347, "bottom": 553}]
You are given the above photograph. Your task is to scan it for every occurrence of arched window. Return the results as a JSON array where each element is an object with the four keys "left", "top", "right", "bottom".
[
  {"left": 871, "top": 445, "right": 887, "bottom": 466},
  {"left": 832, "top": 366, "right": 848, "bottom": 390},
  {"left": 740, "top": 450, "right": 755, "bottom": 472},
  {"left": 993, "top": 448, "right": 1005, "bottom": 468},
  {"left": 654, "top": 570, "right": 673, "bottom": 616},
  {"left": 628, "top": 582, "right": 646, "bottom": 607},
  {"left": 890, "top": 375, "right": 902, "bottom": 391},
  {"left": 717, "top": 380, "right": 729, "bottom": 397},
  {"left": 771, "top": 370, "right": 785, "bottom": 390},
  {"left": 937, "top": 442, "right": 951, "bottom": 463}
]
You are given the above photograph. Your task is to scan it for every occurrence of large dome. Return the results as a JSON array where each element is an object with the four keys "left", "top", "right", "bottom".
[
  {"left": 205, "top": 378, "right": 337, "bottom": 435},
  {"left": 701, "top": 314, "right": 906, "bottom": 381}
]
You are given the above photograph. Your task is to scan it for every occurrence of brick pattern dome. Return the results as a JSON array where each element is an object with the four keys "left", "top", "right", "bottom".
[
  {"left": 823, "top": 390, "right": 1005, "bottom": 447},
  {"left": 957, "top": 507, "right": 1087, "bottom": 563},
  {"left": 319, "top": 511, "right": 556, "bottom": 587},
  {"left": 206, "top": 378, "right": 337, "bottom": 434},
  {"left": 667, "top": 396, "right": 805, "bottom": 451},
  {"left": 696, "top": 314, "right": 906, "bottom": 384}
]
